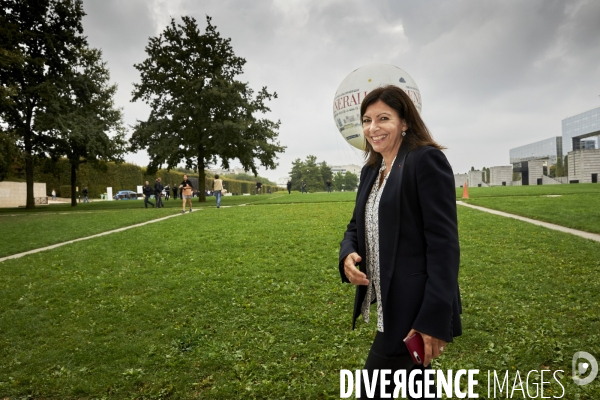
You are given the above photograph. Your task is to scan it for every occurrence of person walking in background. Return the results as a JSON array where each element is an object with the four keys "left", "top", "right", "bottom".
[
  {"left": 172, "top": 184, "right": 178, "bottom": 200},
  {"left": 301, "top": 180, "right": 307, "bottom": 194},
  {"left": 164, "top": 184, "right": 170, "bottom": 200},
  {"left": 326, "top": 179, "right": 332, "bottom": 193},
  {"left": 51, "top": 188, "right": 56, "bottom": 200},
  {"left": 256, "top": 181, "right": 262, "bottom": 195},
  {"left": 213, "top": 174, "right": 224, "bottom": 208},
  {"left": 143, "top": 180, "right": 154, "bottom": 208},
  {"left": 180, "top": 174, "right": 193, "bottom": 213},
  {"left": 287, "top": 180, "right": 292, "bottom": 194},
  {"left": 82, "top": 187, "right": 89, "bottom": 203},
  {"left": 154, "top": 177, "right": 164, "bottom": 208}
]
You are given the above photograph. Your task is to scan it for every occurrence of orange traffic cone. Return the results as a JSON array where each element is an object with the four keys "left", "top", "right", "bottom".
[{"left": 462, "top": 182, "right": 469, "bottom": 199}]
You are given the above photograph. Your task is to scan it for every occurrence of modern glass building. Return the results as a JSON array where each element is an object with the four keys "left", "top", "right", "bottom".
[
  {"left": 509, "top": 137, "right": 562, "bottom": 165},
  {"left": 562, "top": 107, "right": 600, "bottom": 153}
]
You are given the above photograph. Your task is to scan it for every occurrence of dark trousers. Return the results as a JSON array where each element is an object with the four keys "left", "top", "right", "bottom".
[
  {"left": 358, "top": 332, "right": 438, "bottom": 399},
  {"left": 156, "top": 193, "right": 163, "bottom": 208},
  {"left": 144, "top": 195, "right": 154, "bottom": 208}
]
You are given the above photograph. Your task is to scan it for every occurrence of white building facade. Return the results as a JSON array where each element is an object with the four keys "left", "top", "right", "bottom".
[
  {"left": 489, "top": 166, "right": 513, "bottom": 186},
  {"left": 568, "top": 149, "right": 600, "bottom": 183}
]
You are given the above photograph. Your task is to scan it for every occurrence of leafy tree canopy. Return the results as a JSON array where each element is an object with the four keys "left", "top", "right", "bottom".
[
  {"left": 332, "top": 170, "right": 358, "bottom": 191},
  {"left": 0, "top": 129, "right": 21, "bottom": 181},
  {"left": 289, "top": 155, "right": 339, "bottom": 192},
  {"left": 130, "top": 16, "right": 284, "bottom": 202},
  {"left": 0, "top": 0, "right": 87, "bottom": 208},
  {"left": 37, "top": 46, "right": 127, "bottom": 206}
]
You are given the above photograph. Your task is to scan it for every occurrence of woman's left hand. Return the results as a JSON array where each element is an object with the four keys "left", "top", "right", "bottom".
[{"left": 404, "top": 329, "right": 446, "bottom": 367}]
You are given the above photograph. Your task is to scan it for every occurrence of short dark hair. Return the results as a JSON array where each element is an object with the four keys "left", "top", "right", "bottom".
[
  {"left": 215, "top": 174, "right": 219, "bottom": 179},
  {"left": 360, "top": 85, "right": 444, "bottom": 167}
]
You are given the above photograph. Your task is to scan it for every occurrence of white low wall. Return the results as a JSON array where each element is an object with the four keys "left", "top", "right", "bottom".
[{"left": 0, "top": 181, "right": 47, "bottom": 208}]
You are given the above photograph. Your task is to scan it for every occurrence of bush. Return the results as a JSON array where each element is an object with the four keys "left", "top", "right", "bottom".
[{"left": 30, "top": 158, "right": 279, "bottom": 198}]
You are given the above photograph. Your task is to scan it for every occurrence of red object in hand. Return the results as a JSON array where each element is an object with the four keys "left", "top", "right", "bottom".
[{"left": 404, "top": 333, "right": 425, "bottom": 365}]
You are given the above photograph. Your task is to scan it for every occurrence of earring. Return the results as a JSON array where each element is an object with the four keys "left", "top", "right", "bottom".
[{"left": 401, "top": 130, "right": 406, "bottom": 137}]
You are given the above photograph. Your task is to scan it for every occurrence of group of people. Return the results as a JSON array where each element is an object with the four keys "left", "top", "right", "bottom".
[
  {"left": 142, "top": 174, "right": 224, "bottom": 212},
  {"left": 142, "top": 178, "right": 165, "bottom": 208},
  {"left": 285, "top": 179, "right": 307, "bottom": 194}
]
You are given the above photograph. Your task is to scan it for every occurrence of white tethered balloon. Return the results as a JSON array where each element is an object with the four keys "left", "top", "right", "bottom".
[{"left": 333, "top": 64, "right": 422, "bottom": 150}]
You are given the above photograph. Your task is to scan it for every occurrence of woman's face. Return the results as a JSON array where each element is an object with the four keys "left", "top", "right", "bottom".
[
  {"left": 183, "top": 174, "right": 187, "bottom": 180},
  {"left": 362, "top": 100, "right": 407, "bottom": 158}
]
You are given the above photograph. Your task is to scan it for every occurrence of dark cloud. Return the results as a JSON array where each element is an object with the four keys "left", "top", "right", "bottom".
[
  {"left": 80, "top": 0, "right": 600, "bottom": 178},
  {"left": 82, "top": 0, "right": 157, "bottom": 131}
]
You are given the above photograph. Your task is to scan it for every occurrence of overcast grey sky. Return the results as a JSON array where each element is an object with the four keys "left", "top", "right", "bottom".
[{"left": 81, "top": 0, "right": 600, "bottom": 182}]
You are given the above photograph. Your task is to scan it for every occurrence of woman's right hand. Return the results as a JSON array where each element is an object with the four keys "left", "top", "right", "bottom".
[{"left": 343, "top": 253, "right": 369, "bottom": 286}]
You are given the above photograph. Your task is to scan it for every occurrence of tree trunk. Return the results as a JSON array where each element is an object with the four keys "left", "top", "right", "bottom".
[
  {"left": 197, "top": 144, "right": 206, "bottom": 202},
  {"left": 70, "top": 161, "right": 78, "bottom": 207},
  {"left": 24, "top": 108, "right": 35, "bottom": 209},
  {"left": 24, "top": 132, "right": 35, "bottom": 209}
]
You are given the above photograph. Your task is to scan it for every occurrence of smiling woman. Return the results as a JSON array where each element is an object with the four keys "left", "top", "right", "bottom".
[
  {"left": 339, "top": 85, "right": 461, "bottom": 399},
  {"left": 361, "top": 100, "right": 407, "bottom": 175}
]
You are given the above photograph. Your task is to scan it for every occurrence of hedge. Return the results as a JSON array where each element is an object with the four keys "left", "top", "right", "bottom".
[{"left": 32, "top": 159, "right": 278, "bottom": 198}]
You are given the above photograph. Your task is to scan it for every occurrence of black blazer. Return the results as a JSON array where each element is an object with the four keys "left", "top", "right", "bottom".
[{"left": 339, "top": 145, "right": 462, "bottom": 356}]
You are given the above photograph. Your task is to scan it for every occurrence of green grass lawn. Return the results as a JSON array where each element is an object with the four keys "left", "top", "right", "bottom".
[
  {"left": 0, "top": 208, "right": 175, "bottom": 258},
  {"left": 1, "top": 196, "right": 599, "bottom": 398},
  {"left": 0, "top": 193, "right": 292, "bottom": 258},
  {"left": 249, "top": 191, "right": 356, "bottom": 205},
  {"left": 455, "top": 183, "right": 600, "bottom": 199},
  {"left": 457, "top": 183, "right": 600, "bottom": 234},
  {"left": 0, "top": 192, "right": 289, "bottom": 215}
]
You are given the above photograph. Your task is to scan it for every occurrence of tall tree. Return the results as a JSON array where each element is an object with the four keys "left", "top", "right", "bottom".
[
  {"left": 331, "top": 171, "right": 358, "bottom": 191},
  {"left": 332, "top": 171, "right": 345, "bottom": 191},
  {"left": 0, "top": 129, "right": 20, "bottom": 181},
  {"left": 38, "top": 47, "right": 126, "bottom": 206},
  {"left": 344, "top": 171, "right": 359, "bottom": 191},
  {"left": 288, "top": 155, "right": 327, "bottom": 191},
  {"left": 320, "top": 161, "right": 332, "bottom": 186},
  {"left": 0, "top": 0, "right": 86, "bottom": 208},
  {"left": 302, "top": 155, "right": 324, "bottom": 191},
  {"left": 130, "top": 16, "right": 284, "bottom": 202},
  {"left": 289, "top": 158, "right": 304, "bottom": 191}
]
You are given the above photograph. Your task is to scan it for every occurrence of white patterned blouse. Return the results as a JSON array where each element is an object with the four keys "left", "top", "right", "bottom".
[{"left": 361, "top": 156, "right": 396, "bottom": 332}]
